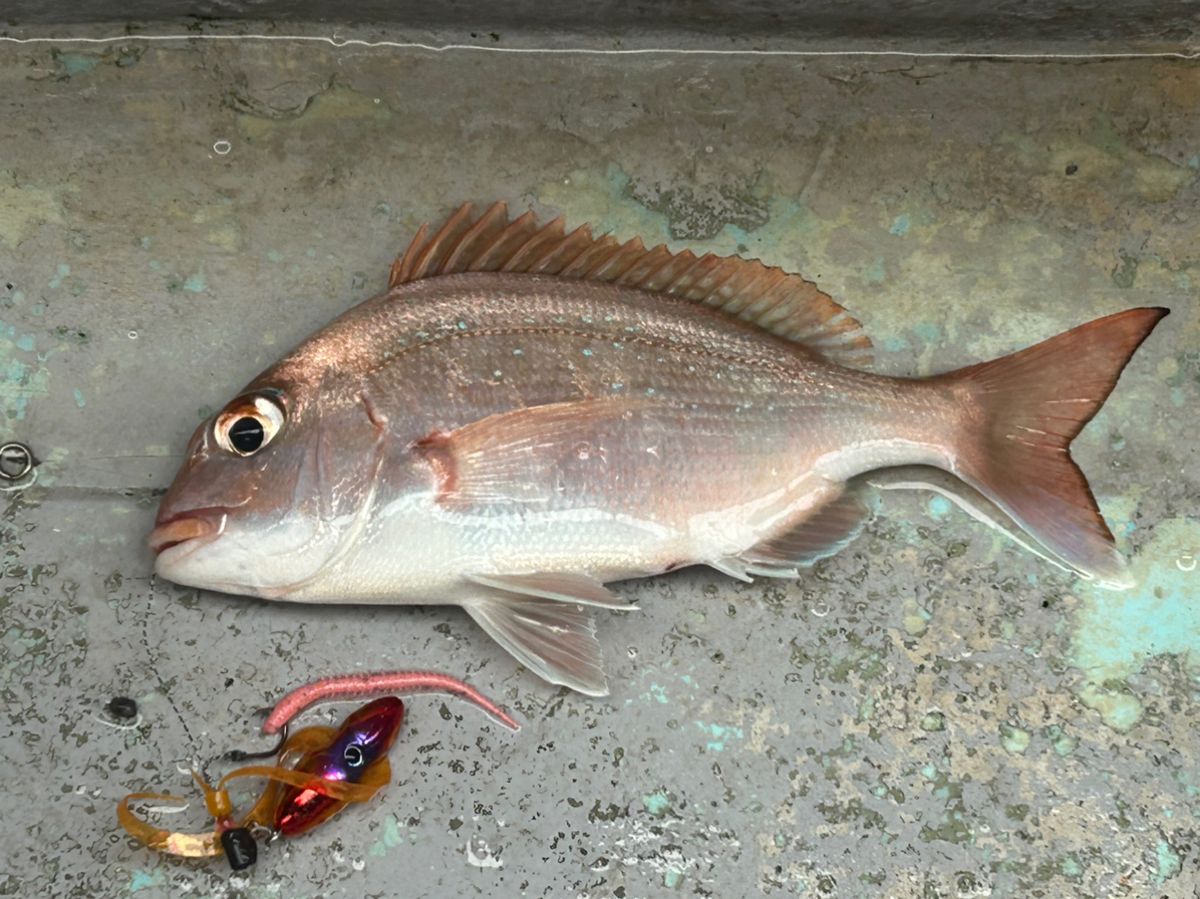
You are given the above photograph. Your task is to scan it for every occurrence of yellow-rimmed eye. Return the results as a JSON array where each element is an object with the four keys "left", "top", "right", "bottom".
[{"left": 215, "top": 393, "right": 286, "bottom": 457}]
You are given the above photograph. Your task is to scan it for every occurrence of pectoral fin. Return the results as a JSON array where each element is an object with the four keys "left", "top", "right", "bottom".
[
  {"left": 463, "top": 592, "right": 610, "bottom": 696},
  {"left": 415, "top": 398, "right": 649, "bottom": 509}
]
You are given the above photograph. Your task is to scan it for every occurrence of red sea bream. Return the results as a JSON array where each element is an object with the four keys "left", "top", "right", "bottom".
[{"left": 149, "top": 202, "right": 1167, "bottom": 694}]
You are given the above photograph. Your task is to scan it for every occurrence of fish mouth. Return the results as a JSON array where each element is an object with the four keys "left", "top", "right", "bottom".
[{"left": 149, "top": 507, "right": 228, "bottom": 556}]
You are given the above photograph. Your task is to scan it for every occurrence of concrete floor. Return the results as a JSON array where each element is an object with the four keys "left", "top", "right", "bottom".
[{"left": 0, "top": 31, "right": 1198, "bottom": 899}]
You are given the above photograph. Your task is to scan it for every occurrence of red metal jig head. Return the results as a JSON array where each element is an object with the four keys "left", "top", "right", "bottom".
[{"left": 272, "top": 697, "right": 404, "bottom": 837}]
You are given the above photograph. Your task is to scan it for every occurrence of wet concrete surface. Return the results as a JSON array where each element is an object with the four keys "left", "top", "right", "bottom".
[{"left": 0, "top": 29, "right": 1197, "bottom": 899}]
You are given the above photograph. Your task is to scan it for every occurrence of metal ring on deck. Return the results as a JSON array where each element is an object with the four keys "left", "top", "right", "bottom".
[{"left": 0, "top": 442, "right": 34, "bottom": 482}]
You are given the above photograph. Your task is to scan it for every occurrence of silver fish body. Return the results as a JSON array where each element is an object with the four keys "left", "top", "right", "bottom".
[{"left": 152, "top": 203, "right": 1167, "bottom": 694}]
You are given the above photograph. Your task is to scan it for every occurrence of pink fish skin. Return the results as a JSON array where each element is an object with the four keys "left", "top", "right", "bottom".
[{"left": 150, "top": 202, "right": 1167, "bottom": 695}]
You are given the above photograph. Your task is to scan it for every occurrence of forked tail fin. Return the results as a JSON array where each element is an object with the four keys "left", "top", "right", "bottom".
[{"left": 943, "top": 307, "right": 1168, "bottom": 588}]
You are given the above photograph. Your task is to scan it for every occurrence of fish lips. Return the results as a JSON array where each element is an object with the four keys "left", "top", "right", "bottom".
[{"left": 148, "top": 507, "right": 228, "bottom": 557}]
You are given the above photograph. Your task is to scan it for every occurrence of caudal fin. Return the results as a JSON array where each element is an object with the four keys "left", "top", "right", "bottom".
[{"left": 944, "top": 307, "right": 1167, "bottom": 588}]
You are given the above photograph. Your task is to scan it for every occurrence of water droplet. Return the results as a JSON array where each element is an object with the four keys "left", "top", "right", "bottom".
[
  {"left": 212, "top": 139, "right": 232, "bottom": 155},
  {"left": 810, "top": 602, "right": 830, "bottom": 618},
  {"left": 1177, "top": 554, "right": 1196, "bottom": 572},
  {"left": 127, "top": 329, "right": 139, "bottom": 339}
]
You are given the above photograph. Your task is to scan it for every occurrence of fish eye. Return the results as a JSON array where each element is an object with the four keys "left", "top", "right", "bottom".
[
  {"left": 343, "top": 744, "right": 364, "bottom": 768},
  {"left": 214, "top": 393, "right": 286, "bottom": 457}
]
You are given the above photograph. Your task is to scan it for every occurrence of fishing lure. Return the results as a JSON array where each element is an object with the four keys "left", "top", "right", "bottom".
[{"left": 117, "top": 671, "right": 519, "bottom": 868}]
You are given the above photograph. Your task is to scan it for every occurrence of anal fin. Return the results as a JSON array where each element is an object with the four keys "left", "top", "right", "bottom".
[
  {"left": 737, "top": 490, "right": 874, "bottom": 575},
  {"left": 463, "top": 592, "right": 610, "bottom": 696},
  {"left": 708, "top": 558, "right": 755, "bottom": 583}
]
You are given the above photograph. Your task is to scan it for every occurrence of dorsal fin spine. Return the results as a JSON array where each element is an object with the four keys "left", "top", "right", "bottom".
[
  {"left": 391, "top": 223, "right": 428, "bottom": 286},
  {"left": 386, "top": 201, "right": 874, "bottom": 368},
  {"left": 530, "top": 224, "right": 590, "bottom": 273},
  {"left": 413, "top": 204, "right": 473, "bottom": 279},
  {"left": 503, "top": 218, "right": 566, "bottom": 273},
  {"left": 443, "top": 203, "right": 504, "bottom": 272}
]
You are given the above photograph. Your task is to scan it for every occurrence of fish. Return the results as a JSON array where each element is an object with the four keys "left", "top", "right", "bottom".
[{"left": 150, "top": 201, "right": 1167, "bottom": 696}]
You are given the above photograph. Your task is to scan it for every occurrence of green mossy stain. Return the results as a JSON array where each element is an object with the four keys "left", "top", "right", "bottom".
[
  {"left": 919, "top": 711, "right": 945, "bottom": 732},
  {"left": 237, "top": 85, "right": 392, "bottom": 141},
  {"left": 1, "top": 322, "right": 51, "bottom": 421},
  {"left": 48, "top": 263, "right": 70, "bottom": 289},
  {"left": 642, "top": 791, "right": 670, "bottom": 817},
  {"left": 1046, "top": 725, "right": 1077, "bottom": 756},
  {"left": 368, "top": 814, "right": 403, "bottom": 857},
  {"left": 58, "top": 52, "right": 100, "bottom": 76},
  {"left": 912, "top": 322, "right": 940, "bottom": 343},
  {"left": 129, "top": 869, "right": 166, "bottom": 892},
  {"left": 889, "top": 213, "right": 911, "bottom": 236},
  {"left": 0, "top": 174, "right": 63, "bottom": 247},
  {"left": 1111, "top": 250, "right": 1139, "bottom": 289},
  {"left": 182, "top": 271, "right": 207, "bottom": 293},
  {"left": 999, "top": 723, "right": 1030, "bottom": 754},
  {"left": 1155, "top": 839, "right": 1181, "bottom": 884},
  {"left": 695, "top": 721, "right": 744, "bottom": 752},
  {"left": 1071, "top": 518, "right": 1200, "bottom": 731}
]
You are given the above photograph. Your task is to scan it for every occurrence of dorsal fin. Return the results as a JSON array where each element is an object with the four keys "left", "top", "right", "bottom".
[{"left": 388, "top": 201, "right": 873, "bottom": 368}]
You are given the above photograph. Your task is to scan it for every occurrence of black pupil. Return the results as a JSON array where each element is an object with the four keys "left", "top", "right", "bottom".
[{"left": 229, "top": 417, "right": 265, "bottom": 454}]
